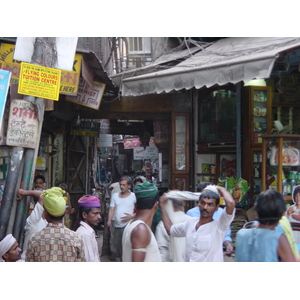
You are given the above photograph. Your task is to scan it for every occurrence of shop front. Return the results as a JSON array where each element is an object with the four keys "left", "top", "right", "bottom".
[{"left": 118, "top": 37, "right": 300, "bottom": 206}]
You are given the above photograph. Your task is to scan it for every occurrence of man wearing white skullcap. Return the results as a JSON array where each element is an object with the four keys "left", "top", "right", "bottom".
[
  {"left": 160, "top": 185, "right": 235, "bottom": 262},
  {"left": 0, "top": 234, "right": 22, "bottom": 262}
]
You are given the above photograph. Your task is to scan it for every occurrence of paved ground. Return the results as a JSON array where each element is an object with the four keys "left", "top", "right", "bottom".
[{"left": 95, "top": 227, "right": 120, "bottom": 262}]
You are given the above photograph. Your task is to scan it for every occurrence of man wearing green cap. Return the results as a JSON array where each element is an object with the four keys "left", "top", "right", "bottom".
[
  {"left": 122, "top": 181, "right": 161, "bottom": 262},
  {"left": 25, "top": 187, "right": 86, "bottom": 262}
]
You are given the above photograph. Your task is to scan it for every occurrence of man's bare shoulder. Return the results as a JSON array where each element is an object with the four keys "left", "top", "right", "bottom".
[{"left": 131, "top": 221, "right": 151, "bottom": 246}]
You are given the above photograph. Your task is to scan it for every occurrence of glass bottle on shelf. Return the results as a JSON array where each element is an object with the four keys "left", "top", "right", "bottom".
[
  {"left": 175, "top": 115, "right": 187, "bottom": 171},
  {"left": 252, "top": 88, "right": 270, "bottom": 145},
  {"left": 252, "top": 150, "right": 262, "bottom": 197},
  {"left": 262, "top": 134, "right": 300, "bottom": 200}
]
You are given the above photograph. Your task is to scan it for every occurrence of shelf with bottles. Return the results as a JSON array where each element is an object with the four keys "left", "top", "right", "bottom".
[
  {"left": 261, "top": 134, "right": 300, "bottom": 199},
  {"left": 282, "top": 169, "right": 300, "bottom": 197},
  {"left": 253, "top": 150, "right": 262, "bottom": 177},
  {"left": 249, "top": 149, "right": 262, "bottom": 198},
  {"left": 252, "top": 177, "right": 262, "bottom": 194},
  {"left": 196, "top": 173, "right": 217, "bottom": 184},
  {"left": 173, "top": 114, "right": 189, "bottom": 173},
  {"left": 251, "top": 87, "right": 271, "bottom": 145}
]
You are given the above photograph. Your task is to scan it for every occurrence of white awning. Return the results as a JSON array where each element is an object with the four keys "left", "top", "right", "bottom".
[{"left": 121, "top": 37, "right": 300, "bottom": 96}]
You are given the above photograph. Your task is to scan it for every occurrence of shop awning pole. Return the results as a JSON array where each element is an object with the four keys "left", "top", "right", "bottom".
[{"left": 236, "top": 82, "right": 242, "bottom": 179}]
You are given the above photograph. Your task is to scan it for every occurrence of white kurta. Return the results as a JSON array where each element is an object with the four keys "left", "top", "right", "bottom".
[
  {"left": 76, "top": 221, "right": 100, "bottom": 262},
  {"left": 171, "top": 209, "right": 235, "bottom": 262},
  {"left": 21, "top": 202, "right": 47, "bottom": 261},
  {"left": 155, "top": 204, "right": 191, "bottom": 262}
]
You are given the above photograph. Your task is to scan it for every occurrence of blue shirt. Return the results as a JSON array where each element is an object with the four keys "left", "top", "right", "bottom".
[
  {"left": 235, "top": 228, "right": 282, "bottom": 262},
  {"left": 186, "top": 206, "right": 232, "bottom": 242}
]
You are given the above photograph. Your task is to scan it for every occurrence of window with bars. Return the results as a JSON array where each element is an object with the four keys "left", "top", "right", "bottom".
[{"left": 128, "top": 37, "right": 151, "bottom": 54}]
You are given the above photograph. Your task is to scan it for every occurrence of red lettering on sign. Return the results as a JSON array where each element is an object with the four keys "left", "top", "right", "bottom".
[{"left": 12, "top": 107, "right": 37, "bottom": 119}]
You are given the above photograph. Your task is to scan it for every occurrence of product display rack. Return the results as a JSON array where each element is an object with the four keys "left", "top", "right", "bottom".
[
  {"left": 261, "top": 134, "right": 300, "bottom": 200},
  {"left": 242, "top": 86, "right": 272, "bottom": 202}
]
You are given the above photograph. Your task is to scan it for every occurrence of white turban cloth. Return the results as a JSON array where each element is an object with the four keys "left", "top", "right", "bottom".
[
  {"left": 164, "top": 190, "right": 201, "bottom": 262},
  {"left": 0, "top": 234, "right": 16, "bottom": 258}
]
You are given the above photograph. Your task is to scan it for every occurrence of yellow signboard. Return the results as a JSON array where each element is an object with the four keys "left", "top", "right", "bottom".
[
  {"left": 70, "top": 129, "right": 98, "bottom": 137},
  {"left": 60, "top": 53, "right": 82, "bottom": 95},
  {"left": 18, "top": 62, "right": 61, "bottom": 101},
  {"left": 0, "top": 43, "right": 22, "bottom": 85},
  {"left": 0, "top": 43, "right": 81, "bottom": 95}
]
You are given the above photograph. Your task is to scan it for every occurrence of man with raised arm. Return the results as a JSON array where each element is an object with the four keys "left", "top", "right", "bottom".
[{"left": 159, "top": 185, "right": 235, "bottom": 262}]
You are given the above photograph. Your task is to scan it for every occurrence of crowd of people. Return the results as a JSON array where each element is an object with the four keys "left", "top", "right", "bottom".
[{"left": 1, "top": 173, "right": 299, "bottom": 262}]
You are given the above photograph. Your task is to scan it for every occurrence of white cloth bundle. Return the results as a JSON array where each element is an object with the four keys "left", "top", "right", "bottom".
[
  {"left": 164, "top": 198, "right": 190, "bottom": 262},
  {"left": 166, "top": 190, "right": 201, "bottom": 201},
  {"left": 166, "top": 185, "right": 220, "bottom": 202}
]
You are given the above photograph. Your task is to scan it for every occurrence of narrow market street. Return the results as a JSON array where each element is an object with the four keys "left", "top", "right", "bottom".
[{"left": 1, "top": 37, "right": 300, "bottom": 265}]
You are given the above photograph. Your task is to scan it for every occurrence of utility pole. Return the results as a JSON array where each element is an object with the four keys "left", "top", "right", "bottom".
[
  {"left": 0, "top": 37, "right": 56, "bottom": 241},
  {"left": 0, "top": 147, "right": 24, "bottom": 239}
]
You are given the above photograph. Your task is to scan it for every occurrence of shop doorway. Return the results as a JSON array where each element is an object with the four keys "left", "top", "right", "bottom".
[{"left": 66, "top": 135, "right": 88, "bottom": 200}]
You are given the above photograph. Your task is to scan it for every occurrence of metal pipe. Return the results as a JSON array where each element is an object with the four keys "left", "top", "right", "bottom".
[
  {"left": 12, "top": 148, "right": 35, "bottom": 243},
  {"left": 0, "top": 147, "right": 24, "bottom": 239},
  {"left": 236, "top": 82, "right": 242, "bottom": 179},
  {"left": 190, "top": 88, "right": 195, "bottom": 191}
]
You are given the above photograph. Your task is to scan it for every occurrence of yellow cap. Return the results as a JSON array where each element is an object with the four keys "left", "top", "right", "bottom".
[{"left": 42, "top": 187, "right": 66, "bottom": 217}]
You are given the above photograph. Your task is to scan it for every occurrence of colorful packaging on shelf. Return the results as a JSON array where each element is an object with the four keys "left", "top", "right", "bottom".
[
  {"left": 217, "top": 177, "right": 249, "bottom": 204},
  {"left": 270, "top": 147, "right": 300, "bottom": 166},
  {"left": 289, "top": 171, "right": 298, "bottom": 180}
]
